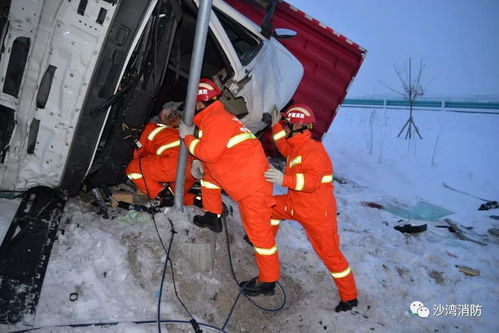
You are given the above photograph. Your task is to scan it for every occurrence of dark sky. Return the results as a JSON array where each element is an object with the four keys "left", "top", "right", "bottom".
[{"left": 286, "top": 0, "right": 499, "bottom": 99}]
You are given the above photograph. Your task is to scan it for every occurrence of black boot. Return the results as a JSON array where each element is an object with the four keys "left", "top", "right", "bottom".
[
  {"left": 335, "top": 298, "right": 358, "bottom": 312},
  {"left": 157, "top": 187, "right": 174, "bottom": 207},
  {"left": 239, "top": 277, "right": 276, "bottom": 296},
  {"left": 193, "top": 211, "right": 222, "bottom": 233}
]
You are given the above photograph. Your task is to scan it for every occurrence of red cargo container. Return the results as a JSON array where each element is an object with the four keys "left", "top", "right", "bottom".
[{"left": 225, "top": 0, "right": 366, "bottom": 142}]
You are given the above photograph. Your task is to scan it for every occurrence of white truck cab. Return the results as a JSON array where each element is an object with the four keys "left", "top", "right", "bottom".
[{"left": 0, "top": 0, "right": 303, "bottom": 195}]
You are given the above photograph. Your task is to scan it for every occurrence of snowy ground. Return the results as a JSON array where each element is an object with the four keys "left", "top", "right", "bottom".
[{"left": 1, "top": 107, "right": 498, "bottom": 333}]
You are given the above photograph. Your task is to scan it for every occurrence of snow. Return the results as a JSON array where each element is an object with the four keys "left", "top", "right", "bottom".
[{"left": 1, "top": 107, "right": 499, "bottom": 332}]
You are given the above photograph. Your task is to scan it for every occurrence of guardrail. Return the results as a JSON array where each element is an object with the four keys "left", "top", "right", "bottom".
[{"left": 342, "top": 98, "right": 499, "bottom": 114}]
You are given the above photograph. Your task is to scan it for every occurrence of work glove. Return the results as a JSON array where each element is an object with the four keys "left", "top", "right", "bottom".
[
  {"left": 191, "top": 159, "right": 204, "bottom": 179},
  {"left": 271, "top": 106, "right": 282, "bottom": 126},
  {"left": 179, "top": 121, "right": 195, "bottom": 138},
  {"left": 264, "top": 165, "right": 284, "bottom": 185}
]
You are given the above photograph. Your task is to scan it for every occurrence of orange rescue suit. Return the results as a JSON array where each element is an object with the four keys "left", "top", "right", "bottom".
[
  {"left": 184, "top": 101, "right": 279, "bottom": 282},
  {"left": 126, "top": 122, "right": 195, "bottom": 204},
  {"left": 271, "top": 123, "right": 358, "bottom": 301},
  {"left": 198, "top": 170, "right": 223, "bottom": 215}
]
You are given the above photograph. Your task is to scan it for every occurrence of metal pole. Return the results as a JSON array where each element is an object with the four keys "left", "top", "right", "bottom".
[{"left": 174, "top": 0, "right": 213, "bottom": 210}]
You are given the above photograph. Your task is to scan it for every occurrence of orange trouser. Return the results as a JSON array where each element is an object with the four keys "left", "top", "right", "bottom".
[
  {"left": 271, "top": 195, "right": 357, "bottom": 301},
  {"left": 126, "top": 155, "right": 195, "bottom": 205},
  {"left": 199, "top": 172, "right": 223, "bottom": 215},
  {"left": 238, "top": 184, "right": 279, "bottom": 282}
]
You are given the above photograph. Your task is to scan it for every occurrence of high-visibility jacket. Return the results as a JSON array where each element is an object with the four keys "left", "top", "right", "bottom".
[
  {"left": 184, "top": 101, "right": 269, "bottom": 202},
  {"left": 270, "top": 123, "right": 357, "bottom": 301},
  {"left": 184, "top": 101, "right": 279, "bottom": 282},
  {"left": 126, "top": 122, "right": 195, "bottom": 202},
  {"left": 271, "top": 123, "right": 336, "bottom": 216},
  {"left": 135, "top": 123, "right": 182, "bottom": 158}
]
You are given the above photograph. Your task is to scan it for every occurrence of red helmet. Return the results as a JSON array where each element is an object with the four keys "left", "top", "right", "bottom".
[
  {"left": 283, "top": 104, "right": 316, "bottom": 124},
  {"left": 197, "top": 78, "right": 221, "bottom": 102}
]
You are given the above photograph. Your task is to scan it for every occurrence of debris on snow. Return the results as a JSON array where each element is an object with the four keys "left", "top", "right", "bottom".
[
  {"left": 361, "top": 201, "right": 384, "bottom": 209},
  {"left": 394, "top": 223, "right": 427, "bottom": 234},
  {"left": 478, "top": 201, "right": 499, "bottom": 211},
  {"left": 455, "top": 265, "right": 480, "bottom": 277},
  {"left": 444, "top": 218, "right": 487, "bottom": 246}
]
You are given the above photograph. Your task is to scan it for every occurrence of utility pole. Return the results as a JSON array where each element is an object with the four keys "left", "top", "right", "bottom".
[{"left": 174, "top": 0, "right": 213, "bottom": 210}]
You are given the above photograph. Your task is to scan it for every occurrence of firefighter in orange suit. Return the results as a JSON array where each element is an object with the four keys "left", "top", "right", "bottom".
[
  {"left": 126, "top": 102, "right": 197, "bottom": 207},
  {"left": 179, "top": 78, "right": 279, "bottom": 296},
  {"left": 265, "top": 104, "right": 359, "bottom": 312}
]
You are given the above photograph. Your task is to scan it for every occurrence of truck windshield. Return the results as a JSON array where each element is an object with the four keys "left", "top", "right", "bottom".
[{"left": 214, "top": 8, "right": 262, "bottom": 66}]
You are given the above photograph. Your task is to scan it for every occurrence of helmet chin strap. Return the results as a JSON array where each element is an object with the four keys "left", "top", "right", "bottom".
[
  {"left": 195, "top": 98, "right": 217, "bottom": 114},
  {"left": 286, "top": 124, "right": 310, "bottom": 138}
]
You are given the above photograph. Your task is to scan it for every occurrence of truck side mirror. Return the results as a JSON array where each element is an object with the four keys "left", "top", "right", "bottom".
[{"left": 273, "top": 28, "right": 297, "bottom": 39}]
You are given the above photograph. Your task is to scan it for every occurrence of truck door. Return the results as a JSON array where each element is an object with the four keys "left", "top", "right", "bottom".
[{"left": 202, "top": 0, "right": 303, "bottom": 133}]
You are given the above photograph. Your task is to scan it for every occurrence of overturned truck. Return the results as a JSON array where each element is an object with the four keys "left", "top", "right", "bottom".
[{"left": 0, "top": 0, "right": 365, "bottom": 324}]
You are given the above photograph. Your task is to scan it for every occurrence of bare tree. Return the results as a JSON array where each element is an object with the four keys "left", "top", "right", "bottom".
[{"left": 379, "top": 57, "right": 424, "bottom": 139}]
